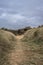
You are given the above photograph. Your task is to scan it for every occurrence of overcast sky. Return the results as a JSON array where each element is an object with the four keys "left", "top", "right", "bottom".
[{"left": 0, "top": 0, "right": 43, "bottom": 29}]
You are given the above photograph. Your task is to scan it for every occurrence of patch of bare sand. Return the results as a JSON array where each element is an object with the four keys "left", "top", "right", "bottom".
[
  {"left": 8, "top": 35, "right": 25, "bottom": 65},
  {"left": 16, "top": 35, "right": 24, "bottom": 40}
]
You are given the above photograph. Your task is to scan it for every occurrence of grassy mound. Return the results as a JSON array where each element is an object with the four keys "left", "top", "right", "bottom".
[
  {"left": 0, "top": 30, "right": 16, "bottom": 65},
  {"left": 0, "top": 27, "right": 43, "bottom": 65},
  {"left": 22, "top": 27, "right": 43, "bottom": 44},
  {"left": 21, "top": 27, "right": 43, "bottom": 65}
]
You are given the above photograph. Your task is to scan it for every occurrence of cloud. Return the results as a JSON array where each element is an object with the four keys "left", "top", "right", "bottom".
[
  {"left": 0, "top": 13, "right": 28, "bottom": 23},
  {"left": 0, "top": 0, "right": 43, "bottom": 29},
  {"left": 0, "top": 12, "right": 43, "bottom": 29},
  {"left": 0, "top": 13, "right": 30, "bottom": 29}
]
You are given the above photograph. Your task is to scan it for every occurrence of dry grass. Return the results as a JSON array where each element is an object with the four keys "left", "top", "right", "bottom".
[
  {"left": 21, "top": 27, "right": 43, "bottom": 65},
  {"left": 0, "top": 27, "right": 43, "bottom": 65},
  {"left": 0, "top": 30, "right": 16, "bottom": 65}
]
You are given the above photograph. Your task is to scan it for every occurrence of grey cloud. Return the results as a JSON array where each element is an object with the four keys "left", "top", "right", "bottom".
[{"left": 0, "top": 0, "right": 43, "bottom": 29}]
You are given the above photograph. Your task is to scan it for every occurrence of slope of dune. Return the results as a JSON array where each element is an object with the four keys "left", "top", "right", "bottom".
[
  {"left": 0, "top": 30, "right": 16, "bottom": 65},
  {"left": 0, "top": 27, "right": 43, "bottom": 65},
  {"left": 21, "top": 27, "right": 43, "bottom": 44},
  {"left": 21, "top": 27, "right": 43, "bottom": 65}
]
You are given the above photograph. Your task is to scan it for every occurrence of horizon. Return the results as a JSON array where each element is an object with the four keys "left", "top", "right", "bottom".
[{"left": 0, "top": 0, "right": 43, "bottom": 29}]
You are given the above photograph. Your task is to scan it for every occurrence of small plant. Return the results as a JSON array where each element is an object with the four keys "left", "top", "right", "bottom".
[{"left": 34, "top": 30, "right": 38, "bottom": 37}]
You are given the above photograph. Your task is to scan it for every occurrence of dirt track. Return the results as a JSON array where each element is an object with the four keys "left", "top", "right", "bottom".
[
  {"left": 16, "top": 35, "right": 24, "bottom": 40},
  {"left": 8, "top": 35, "right": 25, "bottom": 65}
]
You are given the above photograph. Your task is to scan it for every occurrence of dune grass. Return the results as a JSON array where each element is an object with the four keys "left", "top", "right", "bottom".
[
  {"left": 0, "top": 27, "right": 43, "bottom": 65},
  {"left": 21, "top": 27, "right": 43, "bottom": 65},
  {"left": 0, "top": 30, "right": 16, "bottom": 65}
]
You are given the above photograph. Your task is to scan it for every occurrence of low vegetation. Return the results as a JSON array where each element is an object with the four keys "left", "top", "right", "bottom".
[
  {"left": 1, "top": 26, "right": 31, "bottom": 35},
  {"left": 0, "top": 26, "right": 43, "bottom": 65},
  {"left": 0, "top": 30, "right": 16, "bottom": 65},
  {"left": 21, "top": 27, "right": 43, "bottom": 65}
]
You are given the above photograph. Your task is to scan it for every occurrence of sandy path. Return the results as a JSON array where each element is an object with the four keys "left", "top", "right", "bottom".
[
  {"left": 8, "top": 35, "right": 25, "bottom": 65},
  {"left": 16, "top": 35, "right": 24, "bottom": 40}
]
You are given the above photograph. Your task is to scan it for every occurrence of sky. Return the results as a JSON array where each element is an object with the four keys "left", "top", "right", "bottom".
[{"left": 0, "top": 0, "right": 43, "bottom": 29}]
